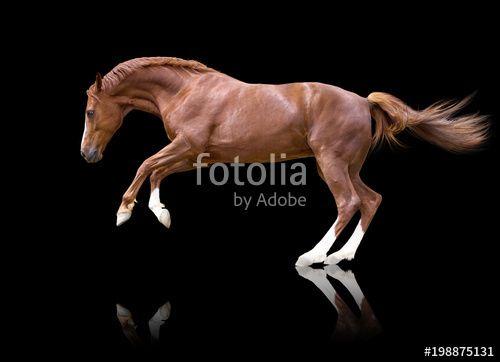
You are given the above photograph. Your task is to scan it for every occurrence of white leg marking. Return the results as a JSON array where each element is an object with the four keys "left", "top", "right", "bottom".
[
  {"left": 295, "top": 266, "right": 339, "bottom": 311},
  {"left": 324, "top": 265, "right": 365, "bottom": 308},
  {"left": 116, "top": 212, "right": 132, "bottom": 226},
  {"left": 297, "top": 266, "right": 382, "bottom": 341},
  {"left": 149, "top": 187, "right": 171, "bottom": 228},
  {"left": 295, "top": 219, "right": 339, "bottom": 266},
  {"left": 148, "top": 302, "right": 171, "bottom": 342},
  {"left": 325, "top": 222, "right": 365, "bottom": 264}
]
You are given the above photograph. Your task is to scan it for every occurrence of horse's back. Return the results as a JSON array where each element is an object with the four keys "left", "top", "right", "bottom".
[{"left": 169, "top": 74, "right": 370, "bottom": 162}]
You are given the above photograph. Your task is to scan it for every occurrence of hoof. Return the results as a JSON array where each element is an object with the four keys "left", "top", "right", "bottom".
[
  {"left": 150, "top": 204, "right": 171, "bottom": 229},
  {"left": 295, "top": 252, "right": 327, "bottom": 267},
  {"left": 324, "top": 251, "right": 354, "bottom": 265},
  {"left": 158, "top": 208, "right": 171, "bottom": 229},
  {"left": 324, "top": 254, "right": 342, "bottom": 265},
  {"left": 116, "top": 211, "right": 132, "bottom": 226}
]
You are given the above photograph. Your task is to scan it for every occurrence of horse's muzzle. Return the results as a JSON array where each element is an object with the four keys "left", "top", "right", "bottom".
[{"left": 81, "top": 148, "right": 102, "bottom": 163}]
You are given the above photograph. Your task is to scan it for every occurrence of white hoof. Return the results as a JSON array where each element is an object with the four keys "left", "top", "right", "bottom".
[
  {"left": 158, "top": 208, "right": 171, "bottom": 229},
  {"left": 116, "top": 211, "right": 132, "bottom": 226},
  {"left": 149, "top": 189, "right": 172, "bottom": 229},
  {"left": 324, "top": 251, "right": 355, "bottom": 265},
  {"left": 150, "top": 203, "right": 171, "bottom": 229},
  {"left": 295, "top": 251, "right": 327, "bottom": 267}
]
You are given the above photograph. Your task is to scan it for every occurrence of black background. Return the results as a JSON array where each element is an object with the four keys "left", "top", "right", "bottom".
[{"left": 29, "top": 4, "right": 498, "bottom": 361}]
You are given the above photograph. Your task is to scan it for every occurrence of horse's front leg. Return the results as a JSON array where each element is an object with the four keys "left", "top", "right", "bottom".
[
  {"left": 148, "top": 160, "right": 194, "bottom": 228},
  {"left": 116, "top": 134, "right": 193, "bottom": 226}
]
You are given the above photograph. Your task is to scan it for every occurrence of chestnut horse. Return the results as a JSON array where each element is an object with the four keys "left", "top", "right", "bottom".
[{"left": 80, "top": 57, "right": 488, "bottom": 266}]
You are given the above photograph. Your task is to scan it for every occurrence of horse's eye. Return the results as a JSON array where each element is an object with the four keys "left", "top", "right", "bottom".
[{"left": 87, "top": 110, "right": 95, "bottom": 118}]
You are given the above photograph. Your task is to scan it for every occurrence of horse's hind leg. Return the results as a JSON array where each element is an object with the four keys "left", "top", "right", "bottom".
[
  {"left": 296, "top": 155, "right": 361, "bottom": 266},
  {"left": 325, "top": 170, "right": 382, "bottom": 264},
  {"left": 148, "top": 160, "right": 194, "bottom": 228}
]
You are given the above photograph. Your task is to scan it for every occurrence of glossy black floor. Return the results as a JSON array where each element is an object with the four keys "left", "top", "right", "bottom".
[{"left": 37, "top": 7, "right": 499, "bottom": 361}]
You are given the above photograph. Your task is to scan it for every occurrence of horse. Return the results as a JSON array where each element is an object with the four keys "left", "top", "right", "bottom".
[{"left": 80, "top": 57, "right": 488, "bottom": 266}]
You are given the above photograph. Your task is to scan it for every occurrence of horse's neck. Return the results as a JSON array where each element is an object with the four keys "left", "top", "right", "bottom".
[{"left": 116, "top": 67, "right": 191, "bottom": 117}]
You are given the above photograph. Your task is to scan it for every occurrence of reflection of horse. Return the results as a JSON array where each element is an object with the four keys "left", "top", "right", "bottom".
[
  {"left": 81, "top": 57, "right": 488, "bottom": 265},
  {"left": 116, "top": 302, "right": 171, "bottom": 346},
  {"left": 296, "top": 265, "right": 381, "bottom": 342}
]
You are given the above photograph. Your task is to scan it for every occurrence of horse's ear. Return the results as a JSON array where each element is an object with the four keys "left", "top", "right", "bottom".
[{"left": 95, "top": 72, "right": 103, "bottom": 92}]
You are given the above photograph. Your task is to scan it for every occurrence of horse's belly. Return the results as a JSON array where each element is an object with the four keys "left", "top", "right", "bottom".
[{"left": 207, "top": 116, "right": 311, "bottom": 162}]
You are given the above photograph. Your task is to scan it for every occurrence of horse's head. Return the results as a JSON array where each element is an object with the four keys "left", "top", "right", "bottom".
[{"left": 80, "top": 73, "right": 124, "bottom": 163}]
